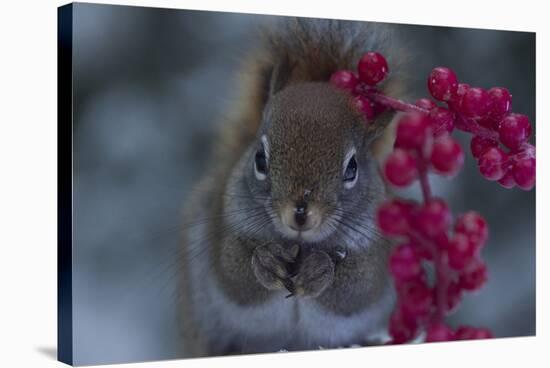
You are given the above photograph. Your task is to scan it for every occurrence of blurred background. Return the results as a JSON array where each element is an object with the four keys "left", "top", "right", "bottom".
[{"left": 71, "top": 3, "right": 536, "bottom": 365}]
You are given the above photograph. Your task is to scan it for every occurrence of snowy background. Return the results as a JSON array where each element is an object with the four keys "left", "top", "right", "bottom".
[{"left": 71, "top": 3, "right": 536, "bottom": 365}]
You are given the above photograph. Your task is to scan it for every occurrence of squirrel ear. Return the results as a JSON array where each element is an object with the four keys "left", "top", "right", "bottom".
[{"left": 268, "top": 53, "right": 293, "bottom": 97}]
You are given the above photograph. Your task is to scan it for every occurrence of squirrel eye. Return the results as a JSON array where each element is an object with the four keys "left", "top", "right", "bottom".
[
  {"left": 343, "top": 155, "right": 358, "bottom": 188},
  {"left": 254, "top": 147, "right": 268, "bottom": 180}
]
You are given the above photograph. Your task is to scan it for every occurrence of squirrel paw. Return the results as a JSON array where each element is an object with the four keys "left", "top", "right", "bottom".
[
  {"left": 251, "top": 243, "right": 299, "bottom": 291},
  {"left": 289, "top": 251, "right": 335, "bottom": 298}
]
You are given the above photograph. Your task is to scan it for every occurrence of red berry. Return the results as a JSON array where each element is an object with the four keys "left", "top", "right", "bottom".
[
  {"left": 372, "top": 100, "right": 389, "bottom": 116},
  {"left": 512, "top": 157, "right": 536, "bottom": 190},
  {"left": 470, "top": 136, "right": 498, "bottom": 159},
  {"left": 478, "top": 147, "right": 508, "bottom": 181},
  {"left": 454, "top": 211, "right": 489, "bottom": 248},
  {"left": 384, "top": 149, "right": 418, "bottom": 187},
  {"left": 377, "top": 199, "right": 415, "bottom": 236},
  {"left": 430, "top": 135, "right": 464, "bottom": 176},
  {"left": 353, "top": 95, "right": 375, "bottom": 120},
  {"left": 395, "top": 113, "right": 431, "bottom": 150},
  {"left": 446, "top": 281, "right": 463, "bottom": 314},
  {"left": 487, "top": 87, "right": 512, "bottom": 123},
  {"left": 330, "top": 70, "right": 359, "bottom": 92},
  {"left": 498, "top": 171, "right": 516, "bottom": 189},
  {"left": 448, "top": 83, "right": 470, "bottom": 111},
  {"left": 414, "top": 244, "right": 434, "bottom": 261},
  {"left": 459, "top": 87, "right": 490, "bottom": 119},
  {"left": 415, "top": 198, "right": 452, "bottom": 238},
  {"left": 399, "top": 279, "right": 434, "bottom": 319},
  {"left": 389, "top": 243, "right": 423, "bottom": 282},
  {"left": 447, "top": 232, "right": 477, "bottom": 270},
  {"left": 429, "top": 107, "right": 455, "bottom": 136},
  {"left": 389, "top": 306, "right": 418, "bottom": 344},
  {"left": 498, "top": 113, "right": 532, "bottom": 150},
  {"left": 426, "top": 323, "right": 455, "bottom": 342},
  {"left": 455, "top": 326, "right": 493, "bottom": 340},
  {"left": 433, "top": 232, "right": 450, "bottom": 251},
  {"left": 416, "top": 98, "right": 437, "bottom": 110},
  {"left": 459, "top": 259, "right": 488, "bottom": 291},
  {"left": 357, "top": 52, "right": 389, "bottom": 86},
  {"left": 428, "top": 67, "right": 458, "bottom": 102},
  {"left": 478, "top": 116, "right": 497, "bottom": 129}
]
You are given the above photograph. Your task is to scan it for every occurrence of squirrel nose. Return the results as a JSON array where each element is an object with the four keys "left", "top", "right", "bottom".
[
  {"left": 294, "top": 200, "right": 308, "bottom": 227},
  {"left": 280, "top": 200, "right": 322, "bottom": 233}
]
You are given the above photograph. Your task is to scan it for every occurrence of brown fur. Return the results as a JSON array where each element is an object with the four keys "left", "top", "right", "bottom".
[
  {"left": 179, "top": 17, "right": 409, "bottom": 356},
  {"left": 215, "top": 18, "right": 407, "bottom": 170}
]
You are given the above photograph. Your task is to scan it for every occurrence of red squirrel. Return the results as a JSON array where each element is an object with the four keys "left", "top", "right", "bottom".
[{"left": 179, "top": 17, "right": 407, "bottom": 356}]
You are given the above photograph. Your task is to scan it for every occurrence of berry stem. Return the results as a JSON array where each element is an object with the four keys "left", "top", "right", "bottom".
[
  {"left": 367, "top": 89, "right": 502, "bottom": 141},
  {"left": 365, "top": 90, "right": 428, "bottom": 115},
  {"left": 417, "top": 154, "right": 432, "bottom": 201},
  {"left": 415, "top": 148, "right": 448, "bottom": 326},
  {"left": 434, "top": 249, "right": 449, "bottom": 323},
  {"left": 453, "top": 115, "right": 499, "bottom": 140}
]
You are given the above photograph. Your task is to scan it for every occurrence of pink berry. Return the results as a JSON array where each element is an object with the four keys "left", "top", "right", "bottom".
[
  {"left": 478, "top": 117, "right": 497, "bottom": 129},
  {"left": 395, "top": 113, "right": 431, "bottom": 150},
  {"left": 459, "top": 259, "right": 488, "bottom": 291},
  {"left": 389, "top": 243, "right": 423, "bottom": 282},
  {"left": 428, "top": 67, "right": 458, "bottom": 102},
  {"left": 399, "top": 279, "right": 434, "bottom": 319},
  {"left": 426, "top": 323, "right": 455, "bottom": 342},
  {"left": 512, "top": 157, "right": 536, "bottom": 190},
  {"left": 353, "top": 95, "right": 375, "bottom": 120},
  {"left": 487, "top": 87, "right": 512, "bottom": 124},
  {"left": 389, "top": 306, "right": 418, "bottom": 344},
  {"left": 357, "top": 52, "right": 389, "bottom": 86},
  {"left": 433, "top": 232, "right": 450, "bottom": 251},
  {"left": 459, "top": 87, "right": 490, "bottom": 119},
  {"left": 372, "top": 100, "right": 389, "bottom": 116},
  {"left": 454, "top": 211, "right": 488, "bottom": 248},
  {"left": 447, "top": 232, "right": 477, "bottom": 270},
  {"left": 377, "top": 199, "right": 415, "bottom": 236},
  {"left": 414, "top": 244, "right": 434, "bottom": 261},
  {"left": 448, "top": 83, "right": 470, "bottom": 111},
  {"left": 470, "top": 136, "right": 498, "bottom": 159},
  {"left": 384, "top": 149, "right": 418, "bottom": 187},
  {"left": 478, "top": 147, "right": 508, "bottom": 181},
  {"left": 455, "top": 326, "right": 493, "bottom": 340},
  {"left": 430, "top": 135, "right": 464, "bottom": 176},
  {"left": 429, "top": 107, "right": 455, "bottom": 136},
  {"left": 416, "top": 98, "right": 437, "bottom": 110},
  {"left": 330, "top": 70, "right": 359, "bottom": 92},
  {"left": 498, "top": 113, "right": 532, "bottom": 150},
  {"left": 415, "top": 198, "right": 452, "bottom": 238},
  {"left": 498, "top": 171, "right": 516, "bottom": 189}
]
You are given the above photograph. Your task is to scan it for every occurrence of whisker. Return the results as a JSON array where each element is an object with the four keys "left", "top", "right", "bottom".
[{"left": 133, "top": 207, "right": 270, "bottom": 298}]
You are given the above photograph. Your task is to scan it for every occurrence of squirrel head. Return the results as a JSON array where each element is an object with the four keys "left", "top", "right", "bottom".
[{"left": 244, "top": 82, "right": 386, "bottom": 244}]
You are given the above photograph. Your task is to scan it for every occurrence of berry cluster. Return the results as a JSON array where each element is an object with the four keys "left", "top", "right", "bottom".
[
  {"left": 330, "top": 52, "right": 390, "bottom": 120},
  {"left": 428, "top": 68, "right": 535, "bottom": 190},
  {"left": 330, "top": 56, "right": 536, "bottom": 191},
  {"left": 378, "top": 200, "right": 491, "bottom": 343},
  {"left": 330, "top": 52, "right": 536, "bottom": 344}
]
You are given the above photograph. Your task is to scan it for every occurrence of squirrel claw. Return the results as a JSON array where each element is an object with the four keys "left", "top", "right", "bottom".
[
  {"left": 252, "top": 243, "right": 296, "bottom": 291},
  {"left": 287, "top": 268, "right": 299, "bottom": 278},
  {"left": 282, "top": 278, "right": 295, "bottom": 293},
  {"left": 291, "top": 251, "right": 335, "bottom": 298},
  {"left": 334, "top": 249, "right": 347, "bottom": 260},
  {"left": 289, "top": 244, "right": 300, "bottom": 259}
]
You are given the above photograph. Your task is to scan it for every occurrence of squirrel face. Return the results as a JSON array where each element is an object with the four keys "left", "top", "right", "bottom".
[{"left": 246, "top": 82, "right": 381, "bottom": 244}]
